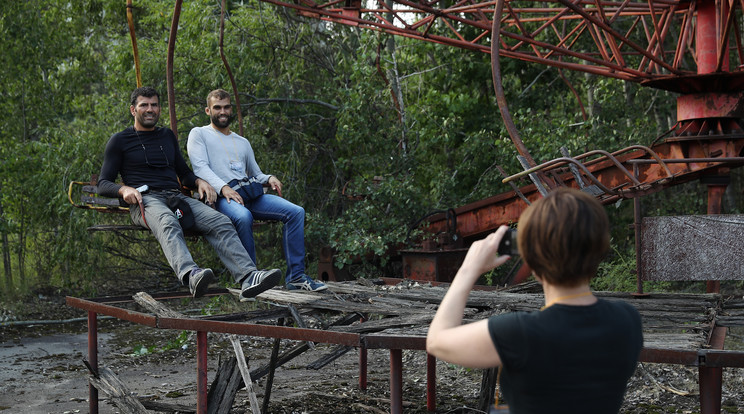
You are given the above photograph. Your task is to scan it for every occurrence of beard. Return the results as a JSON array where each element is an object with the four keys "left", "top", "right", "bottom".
[
  {"left": 136, "top": 111, "right": 159, "bottom": 129},
  {"left": 211, "top": 112, "right": 233, "bottom": 129}
]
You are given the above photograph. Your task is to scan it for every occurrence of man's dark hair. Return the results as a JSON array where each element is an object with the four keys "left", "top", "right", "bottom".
[{"left": 130, "top": 86, "right": 160, "bottom": 106}]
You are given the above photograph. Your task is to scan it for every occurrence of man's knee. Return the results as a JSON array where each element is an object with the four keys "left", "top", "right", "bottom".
[
  {"left": 222, "top": 207, "right": 254, "bottom": 227},
  {"left": 291, "top": 205, "right": 305, "bottom": 220},
  {"left": 151, "top": 213, "right": 185, "bottom": 237},
  {"left": 206, "top": 208, "right": 238, "bottom": 226}
]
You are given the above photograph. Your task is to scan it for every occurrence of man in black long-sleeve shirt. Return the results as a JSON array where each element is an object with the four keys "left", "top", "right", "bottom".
[{"left": 97, "top": 86, "right": 280, "bottom": 299}]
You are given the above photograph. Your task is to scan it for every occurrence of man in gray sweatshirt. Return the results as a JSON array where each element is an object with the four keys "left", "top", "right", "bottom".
[{"left": 187, "top": 89, "right": 327, "bottom": 292}]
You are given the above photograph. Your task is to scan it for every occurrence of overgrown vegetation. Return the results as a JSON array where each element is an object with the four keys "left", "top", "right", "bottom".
[{"left": 1, "top": 0, "right": 741, "bottom": 301}]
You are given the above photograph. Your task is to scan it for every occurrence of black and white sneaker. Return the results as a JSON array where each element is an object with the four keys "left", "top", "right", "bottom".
[
  {"left": 188, "top": 267, "right": 215, "bottom": 298},
  {"left": 240, "top": 269, "right": 282, "bottom": 299}
]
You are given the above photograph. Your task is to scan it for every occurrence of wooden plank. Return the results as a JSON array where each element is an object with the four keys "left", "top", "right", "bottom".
[
  {"left": 226, "top": 281, "right": 722, "bottom": 353},
  {"left": 228, "top": 335, "right": 261, "bottom": 414},
  {"left": 134, "top": 292, "right": 185, "bottom": 318},
  {"left": 88, "top": 366, "right": 149, "bottom": 414}
]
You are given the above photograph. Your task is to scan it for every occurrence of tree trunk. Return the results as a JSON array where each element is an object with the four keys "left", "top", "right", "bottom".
[
  {"left": 385, "top": 0, "right": 408, "bottom": 155},
  {"left": 623, "top": 81, "right": 633, "bottom": 129},
  {"left": 17, "top": 198, "right": 26, "bottom": 292},
  {"left": 0, "top": 183, "right": 12, "bottom": 296}
]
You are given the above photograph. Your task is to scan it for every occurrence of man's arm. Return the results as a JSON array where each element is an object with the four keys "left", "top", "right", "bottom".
[
  {"left": 97, "top": 134, "right": 149, "bottom": 205},
  {"left": 186, "top": 128, "right": 230, "bottom": 192},
  {"left": 238, "top": 138, "right": 271, "bottom": 184},
  {"left": 194, "top": 178, "right": 218, "bottom": 205},
  {"left": 97, "top": 135, "right": 125, "bottom": 198}
]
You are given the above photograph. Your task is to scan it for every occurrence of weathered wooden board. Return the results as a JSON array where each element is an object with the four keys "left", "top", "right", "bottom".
[
  {"left": 641, "top": 215, "right": 744, "bottom": 281},
  {"left": 229, "top": 281, "right": 726, "bottom": 352}
]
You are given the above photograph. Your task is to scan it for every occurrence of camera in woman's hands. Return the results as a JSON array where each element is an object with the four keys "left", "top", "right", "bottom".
[{"left": 497, "top": 228, "right": 519, "bottom": 256}]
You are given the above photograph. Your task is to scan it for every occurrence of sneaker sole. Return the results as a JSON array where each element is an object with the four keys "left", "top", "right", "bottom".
[
  {"left": 192, "top": 270, "right": 215, "bottom": 298},
  {"left": 241, "top": 269, "right": 282, "bottom": 299}
]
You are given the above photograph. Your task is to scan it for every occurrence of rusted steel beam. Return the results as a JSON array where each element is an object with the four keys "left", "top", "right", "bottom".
[
  {"left": 197, "top": 331, "right": 208, "bottom": 414},
  {"left": 166, "top": 0, "right": 182, "bottom": 136},
  {"left": 363, "top": 334, "right": 427, "bottom": 350},
  {"left": 67, "top": 294, "right": 362, "bottom": 345},
  {"left": 125, "top": 0, "right": 141, "bottom": 88},
  {"left": 253, "top": 0, "right": 744, "bottom": 84},
  {"left": 390, "top": 349, "right": 403, "bottom": 414},
  {"left": 639, "top": 347, "right": 699, "bottom": 365},
  {"left": 400, "top": 248, "right": 468, "bottom": 282},
  {"left": 639, "top": 347, "right": 744, "bottom": 368},
  {"left": 219, "top": 0, "right": 244, "bottom": 136},
  {"left": 423, "top": 142, "right": 744, "bottom": 242},
  {"left": 427, "top": 354, "right": 437, "bottom": 412},
  {"left": 705, "top": 175, "right": 729, "bottom": 293},
  {"left": 88, "top": 311, "right": 99, "bottom": 414},
  {"left": 678, "top": 91, "right": 744, "bottom": 120},
  {"left": 699, "top": 326, "right": 727, "bottom": 414},
  {"left": 492, "top": 3, "right": 536, "bottom": 167},
  {"left": 67, "top": 296, "right": 158, "bottom": 328},
  {"left": 158, "top": 317, "right": 361, "bottom": 346},
  {"left": 359, "top": 345, "right": 368, "bottom": 390}
]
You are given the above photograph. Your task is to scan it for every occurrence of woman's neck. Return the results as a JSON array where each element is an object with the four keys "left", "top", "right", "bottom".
[{"left": 540, "top": 280, "right": 596, "bottom": 310}]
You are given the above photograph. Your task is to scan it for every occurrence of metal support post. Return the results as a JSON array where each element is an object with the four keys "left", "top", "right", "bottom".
[
  {"left": 88, "top": 311, "right": 99, "bottom": 414},
  {"left": 704, "top": 176, "right": 729, "bottom": 293},
  {"left": 359, "top": 345, "right": 368, "bottom": 390},
  {"left": 197, "top": 331, "right": 208, "bottom": 414},
  {"left": 634, "top": 194, "right": 644, "bottom": 295},
  {"left": 390, "top": 349, "right": 403, "bottom": 414},
  {"left": 426, "top": 354, "right": 436, "bottom": 412},
  {"left": 633, "top": 163, "right": 644, "bottom": 295},
  {"left": 699, "top": 326, "right": 727, "bottom": 414}
]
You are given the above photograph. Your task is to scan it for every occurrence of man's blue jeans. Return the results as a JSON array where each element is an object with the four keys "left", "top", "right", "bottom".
[
  {"left": 130, "top": 190, "right": 257, "bottom": 284},
  {"left": 216, "top": 192, "right": 306, "bottom": 283}
]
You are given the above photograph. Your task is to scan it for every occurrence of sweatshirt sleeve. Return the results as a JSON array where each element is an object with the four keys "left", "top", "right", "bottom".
[
  {"left": 187, "top": 127, "right": 229, "bottom": 192},
  {"left": 242, "top": 140, "right": 271, "bottom": 184},
  {"left": 97, "top": 134, "right": 123, "bottom": 198}
]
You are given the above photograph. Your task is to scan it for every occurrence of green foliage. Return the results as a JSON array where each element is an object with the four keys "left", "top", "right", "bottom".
[
  {"left": 593, "top": 244, "right": 638, "bottom": 292},
  {"left": 131, "top": 330, "right": 190, "bottom": 356},
  {"left": 1, "top": 0, "right": 739, "bottom": 301}
]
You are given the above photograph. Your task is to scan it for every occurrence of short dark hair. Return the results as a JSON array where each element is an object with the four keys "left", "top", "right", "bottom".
[
  {"left": 130, "top": 86, "right": 160, "bottom": 106},
  {"left": 206, "top": 89, "right": 231, "bottom": 107},
  {"left": 518, "top": 187, "right": 610, "bottom": 286}
]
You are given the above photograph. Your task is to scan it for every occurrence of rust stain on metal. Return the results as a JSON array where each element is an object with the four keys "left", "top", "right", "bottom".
[{"left": 641, "top": 215, "right": 744, "bottom": 281}]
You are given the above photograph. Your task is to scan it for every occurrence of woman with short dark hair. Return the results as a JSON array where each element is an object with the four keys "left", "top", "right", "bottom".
[{"left": 427, "top": 188, "right": 642, "bottom": 414}]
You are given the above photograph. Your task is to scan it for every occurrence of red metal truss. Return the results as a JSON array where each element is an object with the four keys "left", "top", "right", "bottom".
[{"left": 259, "top": 0, "right": 744, "bottom": 86}]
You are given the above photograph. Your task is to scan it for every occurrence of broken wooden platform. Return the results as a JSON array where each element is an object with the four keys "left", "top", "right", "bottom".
[{"left": 67, "top": 279, "right": 744, "bottom": 414}]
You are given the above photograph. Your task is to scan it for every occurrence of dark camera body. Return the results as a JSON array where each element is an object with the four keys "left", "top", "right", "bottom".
[{"left": 497, "top": 228, "right": 519, "bottom": 256}]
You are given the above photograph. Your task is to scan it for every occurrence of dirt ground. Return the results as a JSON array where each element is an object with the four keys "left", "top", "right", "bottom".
[{"left": 1, "top": 284, "right": 744, "bottom": 414}]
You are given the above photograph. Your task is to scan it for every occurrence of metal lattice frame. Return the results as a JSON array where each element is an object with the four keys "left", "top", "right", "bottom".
[{"left": 257, "top": 0, "right": 744, "bottom": 85}]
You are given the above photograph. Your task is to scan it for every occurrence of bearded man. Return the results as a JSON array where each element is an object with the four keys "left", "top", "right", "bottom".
[{"left": 187, "top": 89, "right": 326, "bottom": 292}]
